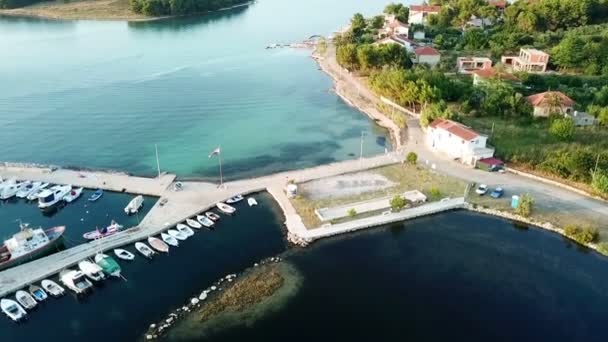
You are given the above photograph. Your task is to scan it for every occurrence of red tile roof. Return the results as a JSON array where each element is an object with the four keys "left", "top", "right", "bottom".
[
  {"left": 430, "top": 119, "right": 479, "bottom": 141},
  {"left": 477, "top": 157, "right": 504, "bottom": 166},
  {"left": 415, "top": 46, "right": 440, "bottom": 56},
  {"left": 488, "top": 1, "right": 506, "bottom": 9},
  {"left": 472, "top": 68, "right": 520, "bottom": 81},
  {"left": 526, "top": 91, "right": 575, "bottom": 107},
  {"left": 410, "top": 5, "right": 441, "bottom": 13}
]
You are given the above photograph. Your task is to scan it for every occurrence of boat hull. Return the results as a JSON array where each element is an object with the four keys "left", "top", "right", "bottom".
[{"left": 0, "top": 227, "right": 66, "bottom": 271}]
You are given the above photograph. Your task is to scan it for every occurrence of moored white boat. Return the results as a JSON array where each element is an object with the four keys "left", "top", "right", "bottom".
[
  {"left": 0, "top": 180, "right": 23, "bottom": 200},
  {"left": 196, "top": 215, "right": 214, "bottom": 229},
  {"left": 83, "top": 220, "right": 122, "bottom": 240},
  {"left": 168, "top": 229, "right": 187, "bottom": 241},
  {"left": 148, "top": 237, "right": 169, "bottom": 253},
  {"left": 124, "top": 195, "right": 144, "bottom": 215},
  {"left": 114, "top": 248, "right": 135, "bottom": 261},
  {"left": 176, "top": 224, "right": 194, "bottom": 237},
  {"left": 135, "top": 242, "right": 155, "bottom": 258},
  {"left": 225, "top": 194, "right": 244, "bottom": 204},
  {"left": 26, "top": 183, "right": 49, "bottom": 201},
  {"left": 186, "top": 218, "right": 202, "bottom": 230},
  {"left": 16, "top": 181, "right": 41, "bottom": 199},
  {"left": 28, "top": 284, "right": 47, "bottom": 302},
  {"left": 248, "top": 197, "right": 258, "bottom": 206},
  {"left": 161, "top": 233, "right": 179, "bottom": 247},
  {"left": 15, "top": 290, "right": 37, "bottom": 310},
  {"left": 78, "top": 260, "right": 105, "bottom": 282},
  {"left": 63, "top": 187, "right": 83, "bottom": 203},
  {"left": 60, "top": 269, "right": 93, "bottom": 294},
  {"left": 216, "top": 202, "right": 236, "bottom": 214},
  {"left": 41, "top": 279, "right": 65, "bottom": 298},
  {"left": 1, "top": 299, "right": 27, "bottom": 322},
  {"left": 205, "top": 212, "right": 220, "bottom": 221},
  {"left": 38, "top": 185, "right": 71, "bottom": 209}
]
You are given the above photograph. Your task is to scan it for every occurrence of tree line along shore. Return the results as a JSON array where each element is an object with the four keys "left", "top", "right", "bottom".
[
  {"left": 0, "top": 0, "right": 252, "bottom": 20},
  {"left": 333, "top": 0, "right": 608, "bottom": 199}
]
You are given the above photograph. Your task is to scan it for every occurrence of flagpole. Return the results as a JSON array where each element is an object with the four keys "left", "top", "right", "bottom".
[{"left": 218, "top": 145, "right": 223, "bottom": 187}]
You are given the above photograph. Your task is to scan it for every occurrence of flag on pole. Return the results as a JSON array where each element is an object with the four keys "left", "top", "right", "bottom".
[{"left": 208, "top": 147, "right": 221, "bottom": 159}]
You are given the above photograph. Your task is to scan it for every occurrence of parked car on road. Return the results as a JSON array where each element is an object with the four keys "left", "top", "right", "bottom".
[
  {"left": 475, "top": 184, "right": 488, "bottom": 195},
  {"left": 490, "top": 187, "right": 504, "bottom": 198}
]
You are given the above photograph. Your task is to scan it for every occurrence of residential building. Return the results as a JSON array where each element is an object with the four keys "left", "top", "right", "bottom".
[
  {"left": 426, "top": 118, "right": 495, "bottom": 165},
  {"left": 376, "top": 35, "right": 416, "bottom": 52},
  {"left": 526, "top": 91, "right": 575, "bottom": 117},
  {"left": 383, "top": 18, "right": 409, "bottom": 36},
  {"left": 565, "top": 111, "right": 596, "bottom": 126},
  {"left": 472, "top": 67, "right": 520, "bottom": 86},
  {"left": 501, "top": 48, "right": 549, "bottom": 73},
  {"left": 412, "top": 30, "right": 426, "bottom": 40},
  {"left": 409, "top": 5, "right": 441, "bottom": 25},
  {"left": 414, "top": 46, "right": 440, "bottom": 67},
  {"left": 457, "top": 57, "right": 492, "bottom": 74}
]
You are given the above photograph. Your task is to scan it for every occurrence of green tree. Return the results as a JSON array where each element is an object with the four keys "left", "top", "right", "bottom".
[
  {"left": 515, "top": 193, "right": 534, "bottom": 217},
  {"left": 384, "top": 3, "right": 409, "bottom": 23},
  {"left": 351, "top": 13, "right": 367, "bottom": 39},
  {"left": 549, "top": 118, "right": 576, "bottom": 141},
  {"left": 347, "top": 208, "right": 357, "bottom": 217},
  {"left": 592, "top": 169, "right": 608, "bottom": 194},
  {"left": 420, "top": 101, "right": 456, "bottom": 127},
  {"left": 336, "top": 44, "right": 359, "bottom": 70},
  {"left": 390, "top": 195, "right": 407, "bottom": 211},
  {"left": 370, "top": 15, "right": 385, "bottom": 30},
  {"left": 406, "top": 152, "right": 418, "bottom": 164}
]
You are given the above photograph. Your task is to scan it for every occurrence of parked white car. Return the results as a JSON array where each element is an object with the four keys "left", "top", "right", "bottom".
[{"left": 475, "top": 184, "right": 488, "bottom": 195}]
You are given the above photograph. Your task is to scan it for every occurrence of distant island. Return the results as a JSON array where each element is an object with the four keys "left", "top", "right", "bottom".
[{"left": 0, "top": 0, "right": 252, "bottom": 21}]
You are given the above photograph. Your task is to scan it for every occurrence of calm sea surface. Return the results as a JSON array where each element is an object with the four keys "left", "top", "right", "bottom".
[{"left": 0, "top": 0, "right": 394, "bottom": 179}]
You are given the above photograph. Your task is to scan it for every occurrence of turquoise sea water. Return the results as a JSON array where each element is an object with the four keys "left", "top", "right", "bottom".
[{"left": 0, "top": 0, "right": 395, "bottom": 179}]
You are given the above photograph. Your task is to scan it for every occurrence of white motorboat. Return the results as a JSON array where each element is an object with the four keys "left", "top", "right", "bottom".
[
  {"left": 38, "top": 185, "right": 71, "bottom": 209},
  {"left": 196, "top": 215, "right": 214, "bottom": 229},
  {"left": 28, "top": 284, "right": 48, "bottom": 302},
  {"left": 78, "top": 260, "right": 105, "bottom": 282},
  {"left": 124, "top": 195, "right": 144, "bottom": 215},
  {"left": 176, "top": 224, "right": 195, "bottom": 237},
  {"left": 135, "top": 242, "right": 155, "bottom": 258},
  {"left": 41, "top": 279, "right": 65, "bottom": 298},
  {"left": 1, "top": 299, "right": 27, "bottom": 322},
  {"left": 114, "top": 248, "right": 135, "bottom": 261},
  {"left": 216, "top": 202, "right": 236, "bottom": 214},
  {"left": 60, "top": 269, "right": 93, "bottom": 294},
  {"left": 186, "top": 218, "right": 202, "bottom": 230},
  {"left": 160, "top": 233, "right": 179, "bottom": 247},
  {"left": 248, "top": 197, "right": 258, "bottom": 206},
  {"left": 0, "top": 180, "right": 23, "bottom": 200},
  {"left": 225, "top": 194, "right": 244, "bottom": 204},
  {"left": 168, "top": 229, "right": 188, "bottom": 241},
  {"left": 26, "top": 183, "right": 49, "bottom": 201},
  {"left": 147, "top": 237, "right": 169, "bottom": 253},
  {"left": 63, "top": 187, "right": 83, "bottom": 203},
  {"left": 205, "top": 212, "right": 220, "bottom": 221},
  {"left": 15, "top": 290, "right": 37, "bottom": 310},
  {"left": 16, "top": 181, "right": 42, "bottom": 199}
]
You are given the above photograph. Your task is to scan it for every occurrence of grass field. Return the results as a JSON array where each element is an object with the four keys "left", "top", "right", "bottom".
[
  {"left": 0, "top": 0, "right": 147, "bottom": 20},
  {"left": 290, "top": 163, "right": 468, "bottom": 229}
]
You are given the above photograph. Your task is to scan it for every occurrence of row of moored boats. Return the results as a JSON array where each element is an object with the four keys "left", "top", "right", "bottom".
[{"left": 1, "top": 194, "right": 256, "bottom": 323}]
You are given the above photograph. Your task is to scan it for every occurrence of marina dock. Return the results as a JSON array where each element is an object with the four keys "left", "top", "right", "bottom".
[{"left": 0, "top": 151, "right": 458, "bottom": 297}]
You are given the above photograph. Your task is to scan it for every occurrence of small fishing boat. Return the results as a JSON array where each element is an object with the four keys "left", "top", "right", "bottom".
[
  {"left": 78, "top": 260, "right": 105, "bottom": 282},
  {"left": 161, "top": 233, "right": 179, "bottom": 247},
  {"left": 41, "top": 279, "right": 65, "bottom": 298},
  {"left": 205, "top": 212, "right": 220, "bottom": 221},
  {"left": 225, "top": 194, "right": 244, "bottom": 204},
  {"left": 135, "top": 242, "right": 155, "bottom": 258},
  {"left": 114, "top": 248, "right": 135, "bottom": 261},
  {"left": 63, "top": 187, "right": 83, "bottom": 203},
  {"left": 15, "top": 290, "right": 37, "bottom": 310},
  {"left": 216, "top": 202, "right": 236, "bottom": 214},
  {"left": 124, "top": 195, "right": 144, "bottom": 215},
  {"left": 28, "top": 284, "right": 47, "bottom": 302},
  {"left": 176, "top": 224, "right": 195, "bottom": 237},
  {"left": 168, "top": 229, "right": 187, "bottom": 241},
  {"left": 94, "top": 253, "right": 121, "bottom": 278},
  {"left": 248, "top": 197, "right": 258, "bottom": 206},
  {"left": 83, "top": 220, "right": 123, "bottom": 240},
  {"left": 147, "top": 237, "right": 169, "bottom": 253},
  {"left": 88, "top": 189, "right": 103, "bottom": 202},
  {"left": 186, "top": 218, "right": 202, "bottom": 230},
  {"left": 1, "top": 299, "right": 27, "bottom": 322},
  {"left": 26, "top": 183, "right": 49, "bottom": 201},
  {"left": 196, "top": 215, "right": 214, "bottom": 229},
  {"left": 60, "top": 269, "right": 93, "bottom": 294},
  {"left": 0, "top": 223, "right": 65, "bottom": 271}
]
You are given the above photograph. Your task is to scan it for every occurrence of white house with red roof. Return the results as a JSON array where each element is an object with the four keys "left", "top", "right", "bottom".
[
  {"left": 376, "top": 35, "right": 416, "bottom": 52},
  {"left": 426, "top": 118, "right": 495, "bottom": 165},
  {"left": 409, "top": 4, "right": 441, "bottom": 25},
  {"left": 383, "top": 18, "right": 410, "bottom": 36},
  {"left": 414, "top": 46, "right": 440, "bottom": 67}
]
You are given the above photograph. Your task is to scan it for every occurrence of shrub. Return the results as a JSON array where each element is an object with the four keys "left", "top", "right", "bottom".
[
  {"left": 564, "top": 224, "right": 580, "bottom": 237},
  {"left": 549, "top": 118, "right": 576, "bottom": 141},
  {"left": 515, "top": 193, "right": 534, "bottom": 217},
  {"left": 592, "top": 170, "right": 608, "bottom": 194},
  {"left": 597, "top": 242, "right": 608, "bottom": 256},
  {"left": 347, "top": 208, "right": 357, "bottom": 217},
  {"left": 406, "top": 152, "right": 418, "bottom": 164},
  {"left": 563, "top": 224, "right": 599, "bottom": 244},
  {"left": 430, "top": 187, "right": 441, "bottom": 199},
  {"left": 390, "top": 195, "right": 406, "bottom": 211}
]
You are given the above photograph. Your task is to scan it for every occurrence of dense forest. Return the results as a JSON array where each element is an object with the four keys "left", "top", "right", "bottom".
[{"left": 129, "top": 0, "right": 250, "bottom": 16}]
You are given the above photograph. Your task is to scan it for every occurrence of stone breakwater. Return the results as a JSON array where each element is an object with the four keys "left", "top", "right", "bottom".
[{"left": 142, "top": 256, "right": 284, "bottom": 341}]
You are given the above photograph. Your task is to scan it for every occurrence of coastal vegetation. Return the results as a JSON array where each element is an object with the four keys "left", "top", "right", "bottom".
[
  {"left": 129, "top": 0, "right": 249, "bottom": 16},
  {"left": 389, "top": 195, "right": 407, "bottom": 211},
  {"left": 514, "top": 193, "right": 534, "bottom": 217},
  {"left": 564, "top": 224, "right": 599, "bottom": 245}
]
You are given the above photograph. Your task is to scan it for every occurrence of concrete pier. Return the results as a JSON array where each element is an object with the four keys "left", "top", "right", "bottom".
[{"left": 0, "top": 151, "right": 453, "bottom": 297}]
